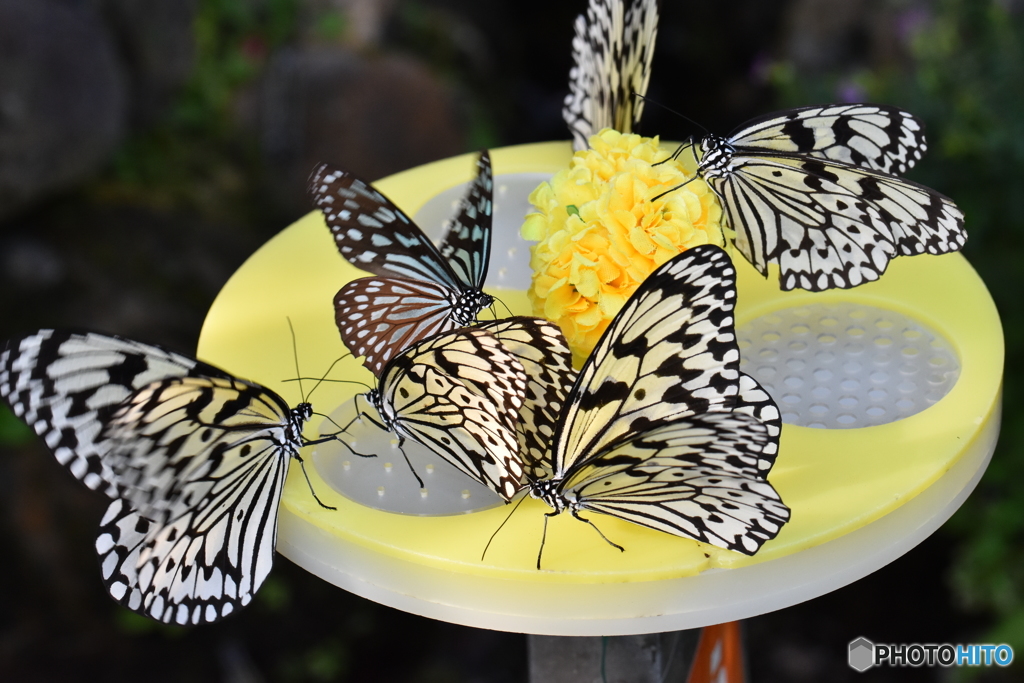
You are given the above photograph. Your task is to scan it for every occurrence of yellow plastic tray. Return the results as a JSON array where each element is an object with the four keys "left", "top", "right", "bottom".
[{"left": 197, "top": 142, "right": 1003, "bottom": 635}]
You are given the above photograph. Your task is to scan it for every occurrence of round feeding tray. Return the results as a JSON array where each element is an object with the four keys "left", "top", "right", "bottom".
[{"left": 197, "top": 142, "right": 1003, "bottom": 636}]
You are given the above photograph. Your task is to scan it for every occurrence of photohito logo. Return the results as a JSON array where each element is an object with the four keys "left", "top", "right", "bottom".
[{"left": 848, "top": 637, "right": 1014, "bottom": 671}]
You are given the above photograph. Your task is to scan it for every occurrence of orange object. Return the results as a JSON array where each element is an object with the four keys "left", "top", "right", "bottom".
[{"left": 687, "top": 622, "right": 745, "bottom": 683}]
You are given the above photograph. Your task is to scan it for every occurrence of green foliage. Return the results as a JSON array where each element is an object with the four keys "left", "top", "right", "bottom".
[
  {"left": 254, "top": 573, "right": 293, "bottom": 614},
  {"left": 277, "top": 636, "right": 350, "bottom": 682},
  {"left": 0, "top": 403, "right": 33, "bottom": 446},
  {"left": 313, "top": 10, "right": 348, "bottom": 42},
  {"left": 774, "top": 0, "right": 1024, "bottom": 670},
  {"left": 392, "top": 0, "right": 501, "bottom": 150},
  {"left": 113, "top": 607, "right": 189, "bottom": 638},
  {"left": 94, "top": 0, "right": 301, "bottom": 221}
]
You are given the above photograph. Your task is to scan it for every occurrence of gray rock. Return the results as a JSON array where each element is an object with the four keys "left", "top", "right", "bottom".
[
  {"left": 102, "top": 0, "right": 197, "bottom": 126},
  {"left": 0, "top": 0, "right": 127, "bottom": 221},
  {"left": 259, "top": 46, "right": 466, "bottom": 209}
]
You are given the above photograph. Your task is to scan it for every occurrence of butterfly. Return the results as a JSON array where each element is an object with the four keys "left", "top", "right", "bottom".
[
  {"left": 310, "top": 151, "right": 495, "bottom": 377},
  {"left": 0, "top": 329, "right": 335, "bottom": 625},
  {"left": 675, "top": 103, "right": 966, "bottom": 291},
  {"left": 563, "top": 0, "right": 659, "bottom": 151},
  {"left": 517, "top": 245, "right": 789, "bottom": 567},
  {"left": 469, "top": 317, "right": 576, "bottom": 480},
  {"left": 342, "top": 323, "right": 533, "bottom": 501}
]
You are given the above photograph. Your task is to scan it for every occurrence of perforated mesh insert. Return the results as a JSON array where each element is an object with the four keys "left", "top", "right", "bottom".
[{"left": 737, "top": 303, "right": 960, "bottom": 429}]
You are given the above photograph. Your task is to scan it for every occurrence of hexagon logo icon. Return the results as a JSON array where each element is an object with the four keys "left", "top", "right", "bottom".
[{"left": 848, "top": 637, "right": 875, "bottom": 672}]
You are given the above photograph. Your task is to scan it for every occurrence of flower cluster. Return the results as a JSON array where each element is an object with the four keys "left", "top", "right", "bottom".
[{"left": 522, "top": 128, "right": 725, "bottom": 364}]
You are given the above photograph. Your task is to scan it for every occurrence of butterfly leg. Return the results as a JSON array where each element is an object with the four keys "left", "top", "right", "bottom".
[
  {"left": 392, "top": 435, "right": 425, "bottom": 490},
  {"left": 292, "top": 453, "right": 337, "bottom": 511},
  {"left": 653, "top": 136, "right": 695, "bottom": 166},
  {"left": 334, "top": 437, "right": 379, "bottom": 461},
  {"left": 571, "top": 509, "right": 624, "bottom": 554},
  {"left": 652, "top": 174, "right": 700, "bottom": 202},
  {"left": 535, "top": 511, "right": 558, "bottom": 570},
  {"left": 331, "top": 400, "right": 385, "bottom": 459}
]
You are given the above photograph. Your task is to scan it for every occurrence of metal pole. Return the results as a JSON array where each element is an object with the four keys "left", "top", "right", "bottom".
[{"left": 527, "top": 630, "right": 701, "bottom": 683}]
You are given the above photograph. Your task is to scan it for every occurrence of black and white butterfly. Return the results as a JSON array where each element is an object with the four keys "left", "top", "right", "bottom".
[
  {"left": 515, "top": 245, "right": 788, "bottom": 567},
  {"left": 0, "top": 330, "right": 335, "bottom": 625},
  {"left": 342, "top": 322, "right": 538, "bottom": 501},
  {"left": 470, "top": 317, "right": 576, "bottom": 479},
  {"left": 310, "top": 151, "right": 495, "bottom": 377},
  {"left": 675, "top": 104, "right": 966, "bottom": 291},
  {"left": 563, "top": 0, "right": 659, "bottom": 151}
]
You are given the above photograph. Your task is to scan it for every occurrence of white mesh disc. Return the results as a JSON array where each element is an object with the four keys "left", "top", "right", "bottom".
[{"left": 737, "top": 303, "right": 960, "bottom": 429}]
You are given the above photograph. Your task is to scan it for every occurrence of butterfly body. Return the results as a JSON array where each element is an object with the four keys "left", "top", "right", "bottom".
[
  {"left": 1, "top": 329, "right": 331, "bottom": 624},
  {"left": 451, "top": 288, "right": 494, "bottom": 327},
  {"left": 695, "top": 134, "right": 738, "bottom": 178}
]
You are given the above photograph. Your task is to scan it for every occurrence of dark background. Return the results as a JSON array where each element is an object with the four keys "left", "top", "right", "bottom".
[{"left": 1, "top": 0, "right": 1021, "bottom": 680}]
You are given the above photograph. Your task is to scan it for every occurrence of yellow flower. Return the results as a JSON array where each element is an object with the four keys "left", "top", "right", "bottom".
[{"left": 522, "top": 128, "right": 725, "bottom": 364}]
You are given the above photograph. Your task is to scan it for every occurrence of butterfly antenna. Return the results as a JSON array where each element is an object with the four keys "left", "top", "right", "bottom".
[
  {"left": 481, "top": 493, "right": 529, "bottom": 561},
  {"left": 632, "top": 92, "right": 709, "bottom": 136},
  {"left": 283, "top": 377, "right": 373, "bottom": 391},
  {"left": 492, "top": 296, "right": 514, "bottom": 320},
  {"left": 306, "top": 352, "right": 353, "bottom": 402},
  {"left": 293, "top": 454, "right": 337, "bottom": 510},
  {"left": 330, "top": 400, "right": 380, "bottom": 459},
  {"left": 311, "top": 411, "right": 346, "bottom": 433},
  {"left": 287, "top": 317, "right": 307, "bottom": 403}
]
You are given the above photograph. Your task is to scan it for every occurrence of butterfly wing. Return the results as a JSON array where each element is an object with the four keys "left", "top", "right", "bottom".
[
  {"left": 438, "top": 151, "right": 493, "bottom": 290},
  {"left": 734, "top": 372, "right": 782, "bottom": 474},
  {"left": 728, "top": 104, "right": 927, "bottom": 175},
  {"left": 476, "top": 317, "right": 577, "bottom": 481},
  {"left": 309, "top": 163, "right": 463, "bottom": 290},
  {"left": 552, "top": 245, "right": 740, "bottom": 477},
  {"left": 95, "top": 376, "right": 297, "bottom": 625},
  {"left": 0, "top": 330, "right": 230, "bottom": 497},
  {"left": 710, "top": 156, "right": 965, "bottom": 291},
  {"left": 560, "top": 412, "right": 789, "bottom": 555},
  {"left": 335, "top": 277, "right": 461, "bottom": 378},
  {"left": 563, "top": 0, "right": 659, "bottom": 151},
  {"left": 378, "top": 328, "right": 528, "bottom": 499}
]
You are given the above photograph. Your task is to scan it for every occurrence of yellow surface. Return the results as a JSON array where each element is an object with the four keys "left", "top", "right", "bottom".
[{"left": 197, "top": 141, "right": 1003, "bottom": 585}]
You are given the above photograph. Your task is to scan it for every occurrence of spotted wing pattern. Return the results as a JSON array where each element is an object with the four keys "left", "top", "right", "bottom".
[
  {"left": 1, "top": 330, "right": 317, "bottom": 625},
  {"left": 312, "top": 152, "right": 495, "bottom": 375},
  {"left": 551, "top": 245, "right": 741, "bottom": 477},
  {"left": 563, "top": 0, "right": 659, "bottom": 150},
  {"left": 438, "top": 151, "right": 493, "bottom": 289},
  {"left": 334, "top": 277, "right": 460, "bottom": 378},
  {"left": 728, "top": 104, "right": 928, "bottom": 175},
  {"left": 0, "top": 330, "right": 228, "bottom": 497},
  {"left": 97, "top": 376, "right": 298, "bottom": 625},
  {"left": 476, "top": 317, "right": 576, "bottom": 481},
  {"left": 560, "top": 413, "right": 789, "bottom": 554},
  {"left": 372, "top": 327, "right": 529, "bottom": 500},
  {"left": 528, "top": 245, "right": 789, "bottom": 558},
  {"left": 707, "top": 154, "right": 965, "bottom": 291}
]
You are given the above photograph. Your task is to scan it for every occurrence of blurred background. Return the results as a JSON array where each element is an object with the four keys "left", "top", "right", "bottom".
[{"left": 0, "top": 0, "right": 1021, "bottom": 680}]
